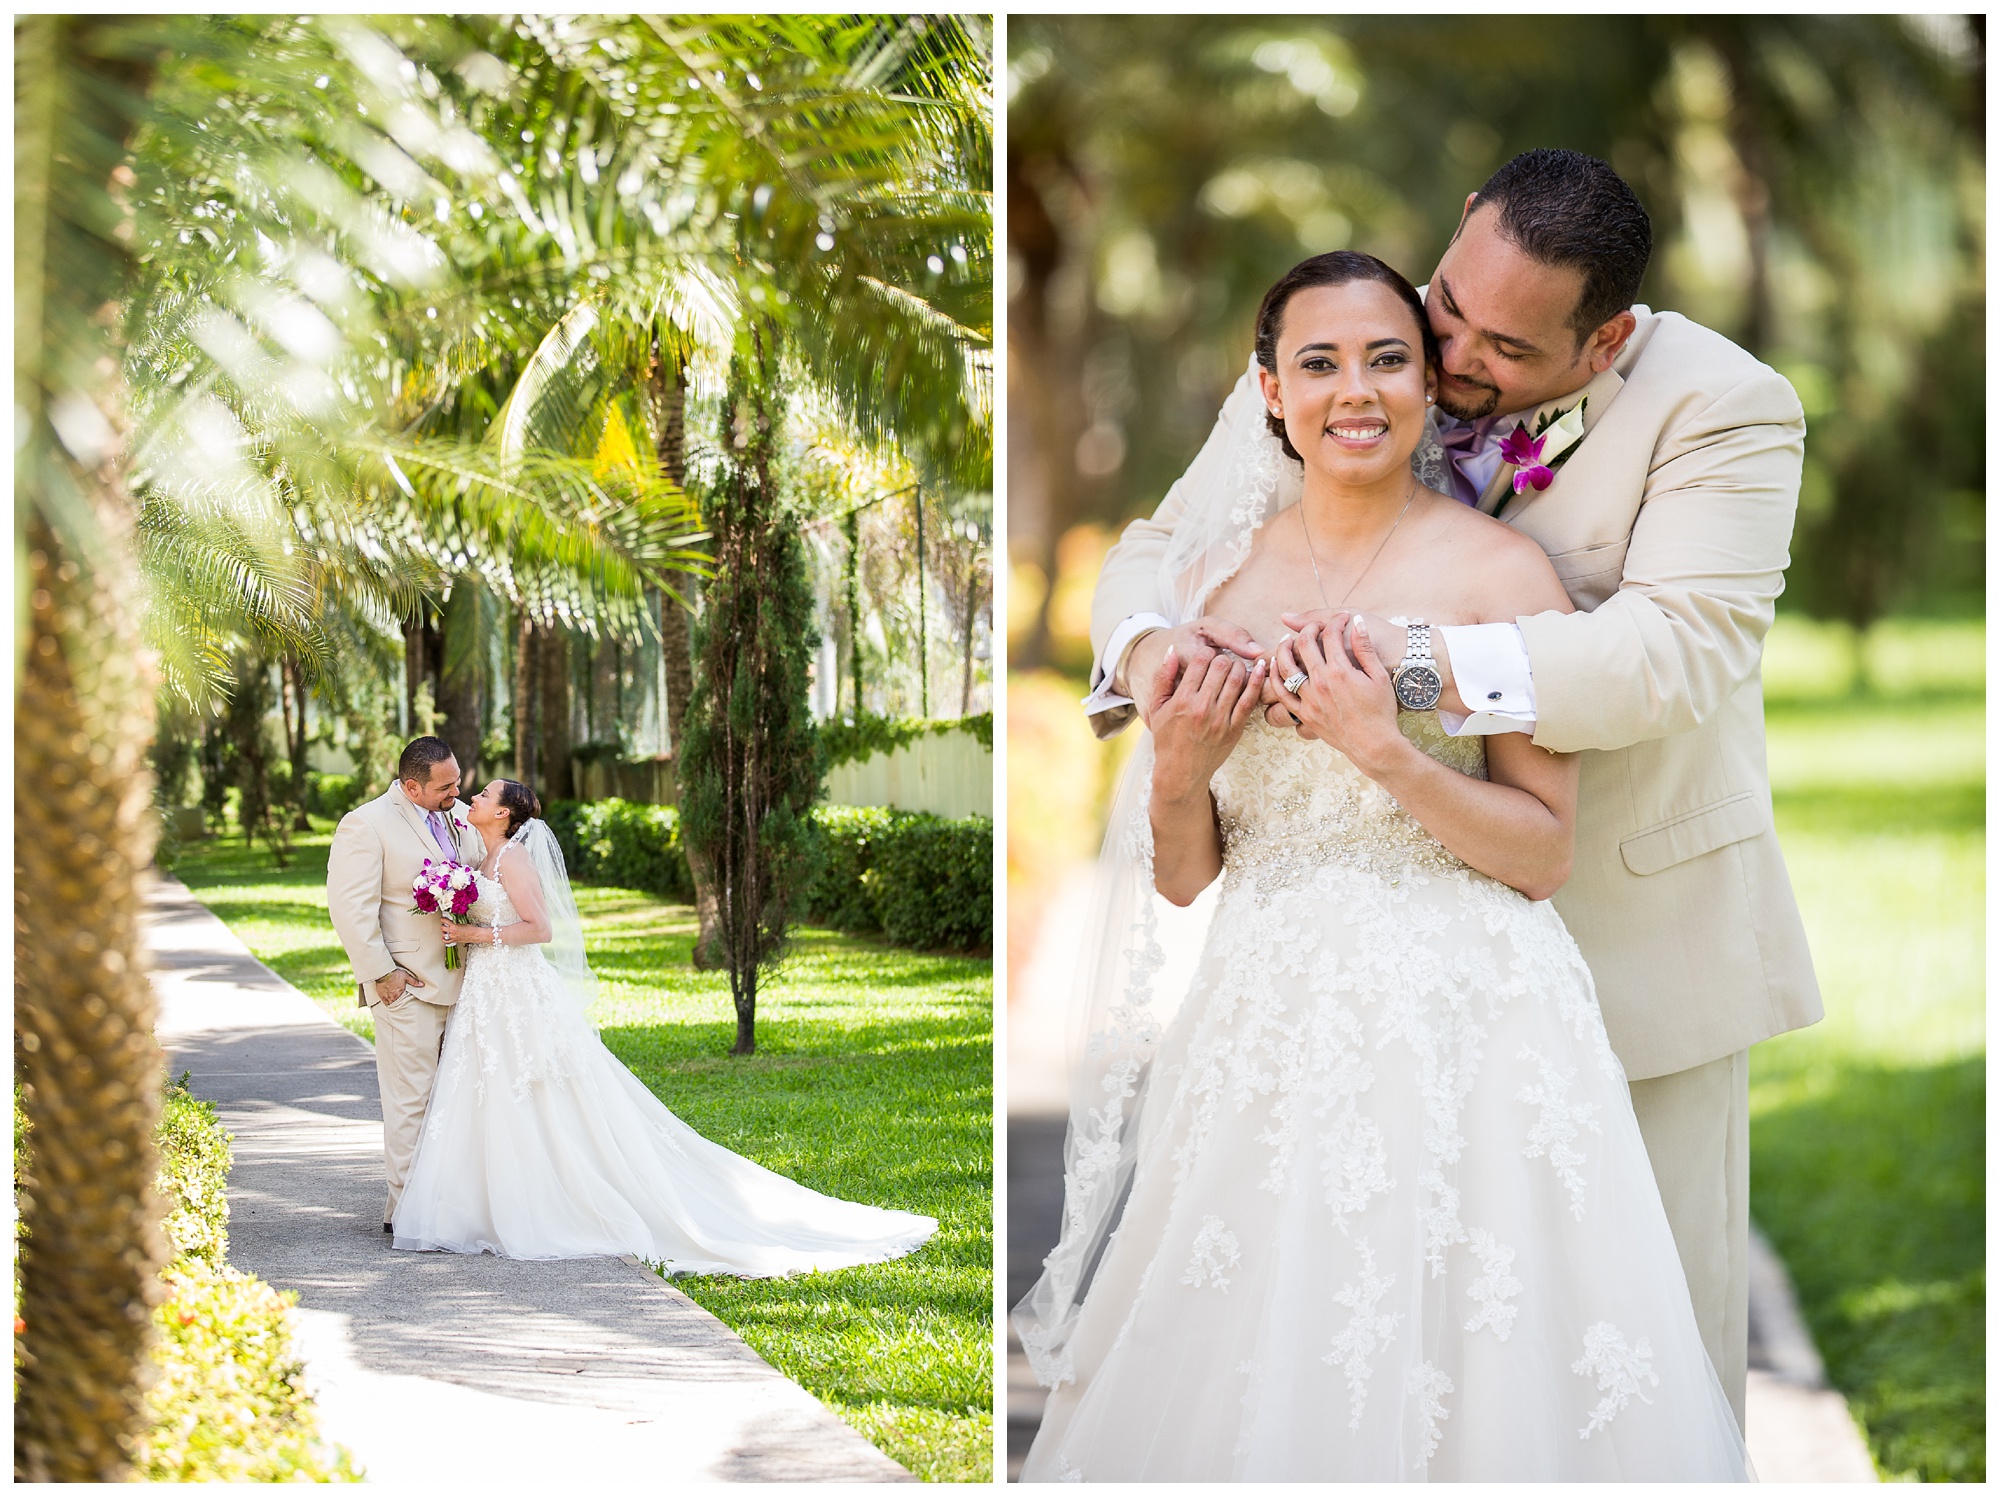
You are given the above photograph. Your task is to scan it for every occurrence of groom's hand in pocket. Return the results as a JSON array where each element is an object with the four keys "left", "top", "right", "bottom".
[{"left": 376, "top": 966, "right": 426, "bottom": 1005}]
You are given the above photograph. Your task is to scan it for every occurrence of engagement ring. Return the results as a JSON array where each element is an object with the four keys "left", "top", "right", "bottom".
[{"left": 1282, "top": 670, "right": 1309, "bottom": 694}]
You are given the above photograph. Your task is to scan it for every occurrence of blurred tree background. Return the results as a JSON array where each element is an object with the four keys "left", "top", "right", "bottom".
[
  {"left": 1005, "top": 15, "right": 1982, "bottom": 1483},
  {"left": 1009, "top": 14, "right": 1982, "bottom": 676}
]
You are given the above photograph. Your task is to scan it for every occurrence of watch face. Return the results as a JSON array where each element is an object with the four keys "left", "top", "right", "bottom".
[{"left": 1395, "top": 665, "right": 1444, "bottom": 712}]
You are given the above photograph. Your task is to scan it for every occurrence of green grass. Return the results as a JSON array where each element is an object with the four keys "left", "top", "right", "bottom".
[
  {"left": 171, "top": 830, "right": 995, "bottom": 1482},
  {"left": 1751, "top": 616, "right": 1983, "bottom": 1482}
]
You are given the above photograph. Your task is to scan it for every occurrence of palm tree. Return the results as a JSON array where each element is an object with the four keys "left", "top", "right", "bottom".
[
  {"left": 404, "top": 14, "right": 991, "bottom": 959},
  {"left": 13, "top": 14, "right": 716, "bottom": 1466},
  {"left": 16, "top": 14, "right": 175, "bottom": 1479}
]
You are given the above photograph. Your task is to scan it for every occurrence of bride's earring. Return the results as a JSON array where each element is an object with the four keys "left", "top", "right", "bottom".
[{"left": 1426, "top": 394, "right": 1435, "bottom": 405}]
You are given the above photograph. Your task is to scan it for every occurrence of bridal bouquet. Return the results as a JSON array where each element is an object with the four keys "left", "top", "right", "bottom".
[{"left": 411, "top": 859, "right": 477, "bottom": 969}]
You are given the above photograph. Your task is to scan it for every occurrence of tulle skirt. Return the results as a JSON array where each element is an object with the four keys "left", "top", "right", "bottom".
[
  {"left": 393, "top": 942, "right": 936, "bottom": 1276},
  {"left": 1021, "top": 856, "right": 1748, "bottom": 1481}
]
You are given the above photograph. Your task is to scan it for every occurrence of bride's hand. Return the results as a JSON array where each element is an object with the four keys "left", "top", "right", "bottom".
[
  {"left": 440, "top": 918, "right": 482, "bottom": 947},
  {"left": 1146, "top": 645, "right": 1267, "bottom": 799},
  {"left": 1272, "top": 616, "right": 1410, "bottom": 777}
]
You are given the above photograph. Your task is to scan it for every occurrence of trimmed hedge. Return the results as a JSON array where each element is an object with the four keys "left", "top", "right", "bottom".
[
  {"left": 546, "top": 798, "right": 991, "bottom": 953},
  {"left": 303, "top": 771, "right": 365, "bottom": 822},
  {"left": 547, "top": 798, "right": 696, "bottom": 903},
  {"left": 136, "top": 1077, "right": 359, "bottom": 1482}
]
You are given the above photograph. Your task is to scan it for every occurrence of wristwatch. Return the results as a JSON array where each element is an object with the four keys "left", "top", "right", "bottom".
[{"left": 1391, "top": 620, "right": 1444, "bottom": 711}]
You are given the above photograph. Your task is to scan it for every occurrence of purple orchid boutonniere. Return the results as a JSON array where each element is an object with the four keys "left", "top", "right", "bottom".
[{"left": 1498, "top": 396, "right": 1589, "bottom": 496}]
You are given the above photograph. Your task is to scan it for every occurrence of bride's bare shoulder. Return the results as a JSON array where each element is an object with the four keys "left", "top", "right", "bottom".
[{"left": 1420, "top": 491, "right": 1573, "bottom": 621}]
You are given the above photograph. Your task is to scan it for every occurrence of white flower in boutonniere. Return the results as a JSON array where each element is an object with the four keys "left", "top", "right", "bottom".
[{"left": 1498, "top": 396, "right": 1589, "bottom": 495}]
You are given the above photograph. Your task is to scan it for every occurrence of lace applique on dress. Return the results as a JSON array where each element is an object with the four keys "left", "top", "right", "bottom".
[
  {"left": 1324, "top": 1238, "right": 1400, "bottom": 1429},
  {"left": 1180, "top": 1216, "right": 1241, "bottom": 1292},
  {"left": 1573, "top": 1322, "right": 1659, "bottom": 1438}
]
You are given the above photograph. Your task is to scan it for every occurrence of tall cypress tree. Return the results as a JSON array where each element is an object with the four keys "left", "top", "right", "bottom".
[{"left": 679, "top": 323, "right": 824, "bottom": 1056}]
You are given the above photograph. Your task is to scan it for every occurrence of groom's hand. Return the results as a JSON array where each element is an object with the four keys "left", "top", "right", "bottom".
[
  {"left": 375, "top": 966, "right": 426, "bottom": 1004},
  {"left": 1125, "top": 618, "right": 1265, "bottom": 727}
]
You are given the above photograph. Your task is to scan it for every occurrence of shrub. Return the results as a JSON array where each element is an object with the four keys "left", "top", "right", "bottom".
[
  {"left": 804, "top": 806, "right": 898, "bottom": 934},
  {"left": 139, "top": 1076, "right": 358, "bottom": 1482},
  {"left": 869, "top": 814, "right": 992, "bottom": 952},
  {"left": 802, "top": 807, "right": 991, "bottom": 952},
  {"left": 547, "top": 799, "right": 992, "bottom": 953},
  {"left": 155, "top": 1078, "right": 230, "bottom": 1265},
  {"left": 304, "top": 771, "right": 364, "bottom": 822},
  {"left": 549, "top": 799, "right": 695, "bottom": 903},
  {"left": 135, "top": 1259, "right": 360, "bottom": 1482}
]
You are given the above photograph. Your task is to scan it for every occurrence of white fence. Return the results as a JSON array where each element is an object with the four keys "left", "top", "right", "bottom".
[{"left": 823, "top": 726, "right": 992, "bottom": 819}]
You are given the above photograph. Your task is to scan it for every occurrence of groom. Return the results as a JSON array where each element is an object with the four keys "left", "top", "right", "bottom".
[
  {"left": 326, "top": 736, "right": 482, "bottom": 1231},
  {"left": 1084, "top": 149, "right": 1821, "bottom": 1426}
]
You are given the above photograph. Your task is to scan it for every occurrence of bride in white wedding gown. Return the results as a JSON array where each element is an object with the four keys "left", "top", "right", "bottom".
[
  {"left": 392, "top": 779, "right": 936, "bottom": 1275},
  {"left": 1014, "top": 254, "right": 1748, "bottom": 1480}
]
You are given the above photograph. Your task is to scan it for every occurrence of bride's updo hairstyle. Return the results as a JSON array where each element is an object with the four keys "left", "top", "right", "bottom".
[
  {"left": 496, "top": 780, "right": 543, "bottom": 839},
  {"left": 1253, "top": 251, "right": 1441, "bottom": 462}
]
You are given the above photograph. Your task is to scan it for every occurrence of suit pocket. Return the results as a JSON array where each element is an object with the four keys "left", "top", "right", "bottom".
[
  {"left": 386, "top": 939, "right": 419, "bottom": 955},
  {"left": 1619, "top": 792, "right": 1767, "bottom": 876},
  {"left": 1546, "top": 538, "right": 1628, "bottom": 580}
]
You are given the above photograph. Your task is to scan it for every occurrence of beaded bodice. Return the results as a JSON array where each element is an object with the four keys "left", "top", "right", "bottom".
[{"left": 1212, "top": 713, "right": 1487, "bottom": 885}]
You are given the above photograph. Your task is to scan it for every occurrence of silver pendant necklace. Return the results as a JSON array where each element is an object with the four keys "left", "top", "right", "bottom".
[{"left": 1299, "top": 478, "right": 1419, "bottom": 610}]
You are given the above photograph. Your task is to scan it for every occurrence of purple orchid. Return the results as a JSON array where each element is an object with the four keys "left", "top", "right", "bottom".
[{"left": 1498, "top": 422, "right": 1556, "bottom": 494}]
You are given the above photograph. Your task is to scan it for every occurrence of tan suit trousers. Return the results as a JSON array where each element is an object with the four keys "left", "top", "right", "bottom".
[
  {"left": 374, "top": 993, "right": 449, "bottom": 1225},
  {"left": 1628, "top": 1049, "right": 1750, "bottom": 1433}
]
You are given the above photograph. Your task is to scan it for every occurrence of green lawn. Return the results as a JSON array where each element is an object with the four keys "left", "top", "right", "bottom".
[
  {"left": 170, "top": 831, "right": 995, "bottom": 1482},
  {"left": 1753, "top": 617, "right": 1984, "bottom": 1482}
]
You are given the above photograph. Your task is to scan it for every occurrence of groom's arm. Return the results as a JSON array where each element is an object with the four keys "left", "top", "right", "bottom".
[
  {"left": 327, "top": 811, "right": 396, "bottom": 997},
  {"left": 1518, "top": 370, "right": 1804, "bottom": 754}
]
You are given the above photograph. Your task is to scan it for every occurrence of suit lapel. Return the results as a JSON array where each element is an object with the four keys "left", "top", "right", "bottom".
[
  {"left": 389, "top": 784, "right": 447, "bottom": 861},
  {"left": 1488, "top": 365, "right": 1627, "bottom": 523}
]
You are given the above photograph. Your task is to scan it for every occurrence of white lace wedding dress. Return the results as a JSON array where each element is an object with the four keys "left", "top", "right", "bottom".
[
  {"left": 392, "top": 853, "right": 937, "bottom": 1274},
  {"left": 1020, "top": 714, "right": 1748, "bottom": 1481}
]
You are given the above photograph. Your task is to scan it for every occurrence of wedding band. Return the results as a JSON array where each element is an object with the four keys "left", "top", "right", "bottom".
[{"left": 1282, "top": 670, "right": 1309, "bottom": 694}]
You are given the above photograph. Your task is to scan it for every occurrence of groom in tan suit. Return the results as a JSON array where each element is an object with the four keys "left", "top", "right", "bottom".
[
  {"left": 326, "top": 736, "right": 481, "bottom": 1231},
  {"left": 1086, "top": 150, "right": 1821, "bottom": 1427}
]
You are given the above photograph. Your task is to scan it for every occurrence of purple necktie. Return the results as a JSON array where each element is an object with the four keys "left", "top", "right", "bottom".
[
  {"left": 1437, "top": 415, "right": 1498, "bottom": 507},
  {"left": 426, "top": 810, "right": 454, "bottom": 859}
]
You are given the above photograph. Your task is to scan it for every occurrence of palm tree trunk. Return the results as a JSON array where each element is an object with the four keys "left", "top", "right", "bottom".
[
  {"left": 650, "top": 349, "right": 723, "bottom": 961},
  {"left": 437, "top": 584, "right": 486, "bottom": 790},
  {"left": 284, "top": 655, "right": 311, "bottom": 829},
  {"left": 514, "top": 610, "right": 537, "bottom": 787},
  {"left": 534, "top": 623, "right": 574, "bottom": 800},
  {"left": 15, "top": 23, "right": 174, "bottom": 1463},
  {"left": 16, "top": 514, "right": 169, "bottom": 1482}
]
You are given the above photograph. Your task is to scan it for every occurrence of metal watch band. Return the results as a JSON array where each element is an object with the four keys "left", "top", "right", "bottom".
[{"left": 1404, "top": 622, "right": 1433, "bottom": 669}]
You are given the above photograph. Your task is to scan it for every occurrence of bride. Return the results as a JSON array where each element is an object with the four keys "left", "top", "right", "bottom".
[
  {"left": 1013, "top": 252, "right": 1747, "bottom": 1479},
  {"left": 392, "top": 777, "right": 937, "bottom": 1275}
]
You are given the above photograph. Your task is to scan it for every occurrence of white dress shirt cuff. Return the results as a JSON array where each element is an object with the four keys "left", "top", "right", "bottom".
[
  {"left": 1435, "top": 622, "right": 1538, "bottom": 737},
  {"left": 1081, "top": 611, "right": 1173, "bottom": 716}
]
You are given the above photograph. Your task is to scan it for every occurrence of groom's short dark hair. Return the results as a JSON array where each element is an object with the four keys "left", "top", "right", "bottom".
[
  {"left": 1473, "top": 149, "right": 1652, "bottom": 346},
  {"left": 397, "top": 735, "right": 456, "bottom": 786}
]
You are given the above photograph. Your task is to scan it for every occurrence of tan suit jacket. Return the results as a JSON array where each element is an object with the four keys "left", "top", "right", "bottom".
[
  {"left": 1087, "top": 307, "right": 1822, "bottom": 1080},
  {"left": 327, "top": 783, "right": 482, "bottom": 1008}
]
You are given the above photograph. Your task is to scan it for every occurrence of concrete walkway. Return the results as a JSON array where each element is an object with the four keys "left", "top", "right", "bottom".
[{"left": 144, "top": 874, "right": 911, "bottom": 1484}]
